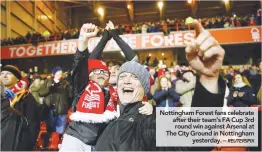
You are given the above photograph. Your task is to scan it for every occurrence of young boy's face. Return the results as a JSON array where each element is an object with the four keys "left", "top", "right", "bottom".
[
  {"left": 90, "top": 69, "right": 109, "bottom": 88},
  {"left": 117, "top": 72, "right": 144, "bottom": 105}
]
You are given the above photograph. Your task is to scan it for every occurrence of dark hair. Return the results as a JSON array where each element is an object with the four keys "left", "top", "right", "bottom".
[
  {"left": 180, "top": 62, "right": 188, "bottom": 67},
  {"left": 106, "top": 60, "right": 122, "bottom": 67}
]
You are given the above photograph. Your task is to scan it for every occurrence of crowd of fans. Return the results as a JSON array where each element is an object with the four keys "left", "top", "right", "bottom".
[
  {"left": 1, "top": 9, "right": 261, "bottom": 47},
  {"left": 1, "top": 10, "right": 261, "bottom": 151}
]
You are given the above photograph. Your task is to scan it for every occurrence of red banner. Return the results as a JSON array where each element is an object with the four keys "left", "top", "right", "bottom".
[{"left": 1, "top": 26, "right": 261, "bottom": 59}]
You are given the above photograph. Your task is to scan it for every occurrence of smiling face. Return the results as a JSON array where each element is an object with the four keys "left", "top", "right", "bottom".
[
  {"left": 0, "top": 71, "right": 19, "bottom": 87},
  {"left": 90, "top": 69, "right": 109, "bottom": 88},
  {"left": 160, "top": 77, "right": 168, "bottom": 89},
  {"left": 234, "top": 74, "right": 243, "bottom": 85},
  {"left": 117, "top": 72, "right": 144, "bottom": 105},
  {"left": 109, "top": 65, "right": 120, "bottom": 84},
  {"left": 54, "top": 70, "right": 63, "bottom": 80}
]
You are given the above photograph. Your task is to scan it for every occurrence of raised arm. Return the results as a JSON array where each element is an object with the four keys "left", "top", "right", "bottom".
[
  {"left": 72, "top": 23, "right": 98, "bottom": 111},
  {"left": 89, "top": 29, "right": 111, "bottom": 59},
  {"left": 107, "top": 21, "right": 138, "bottom": 62},
  {"left": 185, "top": 20, "right": 226, "bottom": 107}
]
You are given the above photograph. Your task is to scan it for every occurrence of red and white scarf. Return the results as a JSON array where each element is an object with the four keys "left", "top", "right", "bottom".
[
  {"left": 70, "top": 81, "right": 117, "bottom": 123},
  {"left": 9, "top": 80, "right": 27, "bottom": 95}
]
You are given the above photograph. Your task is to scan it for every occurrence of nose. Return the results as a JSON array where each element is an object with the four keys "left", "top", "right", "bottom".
[
  {"left": 111, "top": 68, "right": 115, "bottom": 75},
  {"left": 123, "top": 76, "right": 131, "bottom": 84}
]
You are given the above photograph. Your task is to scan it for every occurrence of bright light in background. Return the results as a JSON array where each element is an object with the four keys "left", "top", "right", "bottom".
[
  {"left": 162, "top": 53, "right": 164, "bottom": 56},
  {"left": 158, "top": 1, "right": 163, "bottom": 9},
  {"left": 97, "top": 7, "right": 104, "bottom": 16},
  {"left": 149, "top": 53, "right": 152, "bottom": 56},
  {"left": 223, "top": 0, "right": 230, "bottom": 12},
  {"left": 233, "top": 14, "right": 236, "bottom": 17},
  {"left": 127, "top": 4, "right": 131, "bottom": 9},
  {"left": 187, "top": 0, "right": 193, "bottom": 4}
]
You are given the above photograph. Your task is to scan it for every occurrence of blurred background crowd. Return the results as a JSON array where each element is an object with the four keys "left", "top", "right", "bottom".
[{"left": 1, "top": 8, "right": 260, "bottom": 47}]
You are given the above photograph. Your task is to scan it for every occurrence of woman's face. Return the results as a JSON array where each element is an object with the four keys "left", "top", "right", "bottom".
[
  {"left": 234, "top": 74, "right": 243, "bottom": 84},
  {"left": 160, "top": 77, "right": 168, "bottom": 88}
]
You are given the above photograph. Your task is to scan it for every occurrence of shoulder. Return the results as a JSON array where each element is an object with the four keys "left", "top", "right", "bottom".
[{"left": 140, "top": 112, "right": 156, "bottom": 128}]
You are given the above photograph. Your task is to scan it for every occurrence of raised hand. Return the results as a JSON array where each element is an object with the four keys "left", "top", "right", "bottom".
[
  {"left": 186, "top": 19, "right": 225, "bottom": 78},
  {"left": 185, "top": 19, "right": 225, "bottom": 93},
  {"left": 78, "top": 23, "right": 99, "bottom": 52},
  {"left": 106, "top": 20, "right": 115, "bottom": 31}
]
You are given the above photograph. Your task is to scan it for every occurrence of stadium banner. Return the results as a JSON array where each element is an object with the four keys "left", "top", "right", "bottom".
[{"left": 1, "top": 26, "right": 261, "bottom": 59}]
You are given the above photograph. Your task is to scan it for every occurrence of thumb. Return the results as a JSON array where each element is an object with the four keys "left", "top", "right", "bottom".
[
  {"left": 141, "top": 101, "right": 146, "bottom": 105},
  {"left": 193, "top": 19, "right": 204, "bottom": 37}
]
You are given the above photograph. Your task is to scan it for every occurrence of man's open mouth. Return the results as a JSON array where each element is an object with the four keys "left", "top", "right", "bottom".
[{"left": 122, "top": 87, "right": 134, "bottom": 94}]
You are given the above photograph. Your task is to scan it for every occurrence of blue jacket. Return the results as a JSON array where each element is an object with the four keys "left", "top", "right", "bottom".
[{"left": 153, "top": 88, "right": 180, "bottom": 107}]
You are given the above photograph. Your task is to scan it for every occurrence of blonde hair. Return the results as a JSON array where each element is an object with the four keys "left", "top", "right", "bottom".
[{"left": 233, "top": 74, "right": 251, "bottom": 87}]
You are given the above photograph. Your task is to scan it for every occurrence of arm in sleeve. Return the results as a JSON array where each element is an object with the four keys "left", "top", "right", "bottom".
[
  {"left": 168, "top": 88, "right": 180, "bottom": 101},
  {"left": 110, "top": 29, "right": 138, "bottom": 62},
  {"left": 89, "top": 30, "right": 111, "bottom": 59},
  {"left": 240, "top": 87, "right": 257, "bottom": 105},
  {"left": 71, "top": 49, "right": 90, "bottom": 111},
  {"left": 38, "top": 80, "right": 52, "bottom": 97},
  {"left": 191, "top": 76, "right": 226, "bottom": 107},
  {"left": 175, "top": 78, "right": 196, "bottom": 95},
  {"left": 153, "top": 90, "right": 168, "bottom": 105}
]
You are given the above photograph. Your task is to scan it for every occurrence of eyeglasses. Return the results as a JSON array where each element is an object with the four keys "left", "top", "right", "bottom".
[{"left": 92, "top": 69, "right": 110, "bottom": 76}]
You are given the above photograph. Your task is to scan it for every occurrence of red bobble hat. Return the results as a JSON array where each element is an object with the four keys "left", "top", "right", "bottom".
[{"left": 88, "top": 59, "right": 109, "bottom": 74}]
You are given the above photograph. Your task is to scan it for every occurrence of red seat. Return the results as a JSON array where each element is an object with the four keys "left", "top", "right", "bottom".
[
  {"left": 212, "top": 147, "right": 247, "bottom": 151},
  {"left": 48, "top": 132, "right": 60, "bottom": 150},
  {"left": 35, "top": 122, "right": 47, "bottom": 150}
]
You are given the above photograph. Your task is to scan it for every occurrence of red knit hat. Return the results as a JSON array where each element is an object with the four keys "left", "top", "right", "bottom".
[{"left": 88, "top": 59, "right": 109, "bottom": 74}]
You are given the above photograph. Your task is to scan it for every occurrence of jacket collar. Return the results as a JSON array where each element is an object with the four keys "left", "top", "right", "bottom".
[{"left": 121, "top": 102, "right": 142, "bottom": 115}]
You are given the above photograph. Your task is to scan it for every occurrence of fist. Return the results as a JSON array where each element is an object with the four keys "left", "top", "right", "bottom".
[
  {"left": 78, "top": 23, "right": 99, "bottom": 51},
  {"left": 105, "top": 20, "right": 115, "bottom": 31},
  {"left": 233, "top": 91, "right": 238, "bottom": 98},
  {"left": 238, "top": 92, "right": 244, "bottom": 97}
]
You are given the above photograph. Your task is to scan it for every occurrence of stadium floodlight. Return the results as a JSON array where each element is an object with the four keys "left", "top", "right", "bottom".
[
  {"left": 98, "top": 7, "right": 104, "bottom": 16},
  {"left": 158, "top": 1, "right": 163, "bottom": 9},
  {"left": 187, "top": 0, "right": 193, "bottom": 4}
]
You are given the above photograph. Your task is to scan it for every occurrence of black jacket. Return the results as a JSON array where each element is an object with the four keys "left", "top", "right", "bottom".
[
  {"left": 12, "top": 91, "right": 40, "bottom": 149},
  {"left": 95, "top": 77, "right": 226, "bottom": 151},
  {"left": 95, "top": 102, "right": 156, "bottom": 151},
  {"left": 40, "top": 79, "right": 71, "bottom": 115},
  {"left": 1, "top": 97, "right": 33, "bottom": 151}
]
